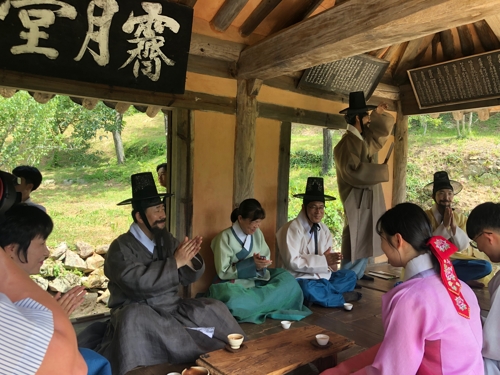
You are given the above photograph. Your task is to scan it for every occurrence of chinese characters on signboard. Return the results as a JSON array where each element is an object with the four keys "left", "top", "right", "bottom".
[
  {"left": 0, "top": 0, "right": 193, "bottom": 93},
  {"left": 408, "top": 49, "right": 500, "bottom": 109},
  {"left": 298, "top": 54, "right": 389, "bottom": 100}
]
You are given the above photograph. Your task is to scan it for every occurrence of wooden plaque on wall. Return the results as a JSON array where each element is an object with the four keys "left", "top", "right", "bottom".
[
  {"left": 0, "top": 0, "right": 193, "bottom": 94},
  {"left": 297, "top": 54, "right": 389, "bottom": 99},
  {"left": 408, "top": 49, "right": 500, "bottom": 109}
]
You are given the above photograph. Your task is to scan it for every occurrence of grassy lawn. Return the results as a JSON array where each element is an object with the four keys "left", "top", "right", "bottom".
[{"left": 37, "top": 113, "right": 167, "bottom": 248}]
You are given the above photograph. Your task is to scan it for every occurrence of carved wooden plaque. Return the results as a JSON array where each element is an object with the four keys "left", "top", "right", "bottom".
[
  {"left": 298, "top": 54, "right": 389, "bottom": 99},
  {"left": 0, "top": 0, "right": 193, "bottom": 94},
  {"left": 408, "top": 49, "right": 500, "bottom": 109}
]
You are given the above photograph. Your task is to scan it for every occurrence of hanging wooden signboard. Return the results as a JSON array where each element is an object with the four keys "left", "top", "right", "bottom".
[
  {"left": 408, "top": 49, "right": 500, "bottom": 109},
  {"left": 297, "top": 54, "right": 389, "bottom": 99},
  {"left": 0, "top": 0, "right": 193, "bottom": 94}
]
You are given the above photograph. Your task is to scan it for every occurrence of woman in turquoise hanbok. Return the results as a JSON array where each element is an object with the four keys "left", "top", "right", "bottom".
[{"left": 207, "top": 198, "right": 311, "bottom": 324}]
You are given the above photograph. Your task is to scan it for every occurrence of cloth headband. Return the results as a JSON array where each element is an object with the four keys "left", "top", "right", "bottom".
[{"left": 427, "top": 236, "right": 470, "bottom": 319}]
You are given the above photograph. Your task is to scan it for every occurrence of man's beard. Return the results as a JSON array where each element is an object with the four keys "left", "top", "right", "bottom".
[
  {"left": 438, "top": 201, "right": 452, "bottom": 208},
  {"left": 150, "top": 219, "right": 166, "bottom": 235},
  {"left": 360, "top": 122, "right": 370, "bottom": 136}
]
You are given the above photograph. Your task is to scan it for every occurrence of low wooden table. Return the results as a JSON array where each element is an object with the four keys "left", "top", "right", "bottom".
[{"left": 196, "top": 325, "right": 354, "bottom": 375}]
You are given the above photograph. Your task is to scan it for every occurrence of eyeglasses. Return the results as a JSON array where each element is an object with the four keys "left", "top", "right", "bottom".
[
  {"left": 307, "top": 205, "right": 325, "bottom": 211},
  {"left": 470, "top": 232, "right": 492, "bottom": 249}
]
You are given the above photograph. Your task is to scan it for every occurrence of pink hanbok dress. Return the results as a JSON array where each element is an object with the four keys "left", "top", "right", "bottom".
[{"left": 321, "top": 252, "right": 484, "bottom": 375}]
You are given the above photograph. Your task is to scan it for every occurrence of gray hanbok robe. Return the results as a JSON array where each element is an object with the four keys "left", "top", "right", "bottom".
[
  {"left": 95, "top": 229, "right": 244, "bottom": 375},
  {"left": 334, "top": 111, "right": 394, "bottom": 262}
]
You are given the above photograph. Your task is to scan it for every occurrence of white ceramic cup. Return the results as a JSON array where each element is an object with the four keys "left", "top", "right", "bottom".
[
  {"left": 167, "top": 373, "right": 182, "bottom": 375},
  {"left": 281, "top": 320, "right": 291, "bottom": 329},
  {"left": 344, "top": 302, "right": 353, "bottom": 311},
  {"left": 315, "top": 334, "right": 329, "bottom": 346},
  {"left": 227, "top": 333, "right": 244, "bottom": 349}
]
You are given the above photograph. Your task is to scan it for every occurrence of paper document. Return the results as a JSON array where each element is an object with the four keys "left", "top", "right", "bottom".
[
  {"left": 368, "top": 271, "right": 398, "bottom": 280},
  {"left": 186, "top": 327, "right": 215, "bottom": 338}
]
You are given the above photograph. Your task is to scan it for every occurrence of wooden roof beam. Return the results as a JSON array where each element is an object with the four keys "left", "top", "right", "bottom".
[
  {"left": 457, "top": 25, "right": 475, "bottom": 56},
  {"left": 439, "top": 29, "right": 456, "bottom": 60},
  {"left": 189, "top": 33, "right": 245, "bottom": 62},
  {"left": 473, "top": 20, "right": 500, "bottom": 51},
  {"left": 484, "top": 15, "right": 500, "bottom": 40},
  {"left": 239, "top": 0, "right": 283, "bottom": 38},
  {"left": 237, "top": 0, "right": 500, "bottom": 80},
  {"left": 393, "top": 35, "right": 434, "bottom": 84},
  {"left": 382, "top": 42, "right": 408, "bottom": 80},
  {"left": 210, "top": 0, "right": 249, "bottom": 33}
]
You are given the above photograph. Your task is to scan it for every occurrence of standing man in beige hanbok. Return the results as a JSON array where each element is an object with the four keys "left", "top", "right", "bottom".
[{"left": 334, "top": 92, "right": 394, "bottom": 280}]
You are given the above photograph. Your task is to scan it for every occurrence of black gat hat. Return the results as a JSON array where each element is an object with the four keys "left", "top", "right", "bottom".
[
  {"left": 423, "top": 171, "right": 463, "bottom": 197},
  {"left": 293, "top": 177, "right": 336, "bottom": 203},
  {"left": 339, "top": 91, "right": 377, "bottom": 115},
  {"left": 118, "top": 172, "right": 173, "bottom": 208}
]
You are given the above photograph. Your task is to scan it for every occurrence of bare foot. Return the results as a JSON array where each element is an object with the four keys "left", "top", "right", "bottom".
[{"left": 466, "top": 280, "right": 485, "bottom": 289}]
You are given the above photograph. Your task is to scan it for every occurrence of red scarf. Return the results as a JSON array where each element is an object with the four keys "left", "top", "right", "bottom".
[{"left": 427, "top": 236, "right": 470, "bottom": 319}]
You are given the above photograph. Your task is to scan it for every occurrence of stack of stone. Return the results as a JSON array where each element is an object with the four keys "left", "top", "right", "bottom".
[{"left": 34, "top": 241, "right": 111, "bottom": 318}]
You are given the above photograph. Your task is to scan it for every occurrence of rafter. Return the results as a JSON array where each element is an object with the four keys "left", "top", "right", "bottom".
[
  {"left": 382, "top": 43, "right": 408, "bottom": 80},
  {"left": 0, "top": 87, "right": 16, "bottom": 98},
  {"left": 473, "top": 20, "right": 500, "bottom": 51},
  {"left": 439, "top": 29, "right": 456, "bottom": 60},
  {"left": 239, "top": 0, "right": 283, "bottom": 38},
  {"left": 457, "top": 25, "right": 475, "bottom": 56},
  {"left": 32, "top": 92, "right": 54, "bottom": 104},
  {"left": 210, "top": 0, "right": 249, "bottom": 33},
  {"left": 393, "top": 35, "right": 434, "bottom": 85},
  {"left": 237, "top": 0, "right": 500, "bottom": 80}
]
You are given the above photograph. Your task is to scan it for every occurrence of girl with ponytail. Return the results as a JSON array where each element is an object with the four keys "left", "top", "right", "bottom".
[{"left": 321, "top": 203, "right": 483, "bottom": 375}]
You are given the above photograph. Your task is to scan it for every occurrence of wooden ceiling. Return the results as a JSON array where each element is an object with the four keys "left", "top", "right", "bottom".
[
  {"left": 186, "top": 0, "right": 500, "bottom": 118},
  {"left": 3, "top": 0, "right": 500, "bottom": 119}
]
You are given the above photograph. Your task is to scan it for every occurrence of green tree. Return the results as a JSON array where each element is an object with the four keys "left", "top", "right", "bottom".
[
  {"left": 0, "top": 91, "right": 65, "bottom": 169},
  {"left": 0, "top": 92, "right": 124, "bottom": 169}
]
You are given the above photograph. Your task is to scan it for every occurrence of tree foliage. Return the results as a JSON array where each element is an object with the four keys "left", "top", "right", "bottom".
[{"left": 0, "top": 92, "right": 121, "bottom": 170}]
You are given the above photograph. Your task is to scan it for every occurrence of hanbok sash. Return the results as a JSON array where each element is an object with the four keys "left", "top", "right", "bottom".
[{"left": 427, "top": 236, "right": 470, "bottom": 319}]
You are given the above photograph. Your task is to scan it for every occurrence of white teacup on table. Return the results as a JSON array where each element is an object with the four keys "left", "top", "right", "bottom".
[
  {"left": 315, "top": 334, "right": 330, "bottom": 346},
  {"left": 227, "top": 333, "right": 244, "bottom": 349},
  {"left": 281, "top": 320, "right": 291, "bottom": 329},
  {"left": 344, "top": 303, "right": 353, "bottom": 311}
]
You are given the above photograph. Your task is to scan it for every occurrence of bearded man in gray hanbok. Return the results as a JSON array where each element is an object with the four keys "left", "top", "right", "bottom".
[{"left": 92, "top": 172, "right": 244, "bottom": 375}]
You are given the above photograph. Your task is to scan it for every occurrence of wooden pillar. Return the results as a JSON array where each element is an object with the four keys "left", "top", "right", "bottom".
[
  {"left": 164, "top": 110, "right": 173, "bottom": 232},
  {"left": 233, "top": 79, "right": 258, "bottom": 206},
  {"left": 169, "top": 109, "right": 194, "bottom": 297},
  {"left": 275, "top": 122, "right": 292, "bottom": 267},
  {"left": 392, "top": 101, "right": 408, "bottom": 207},
  {"left": 170, "top": 108, "right": 194, "bottom": 240}
]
